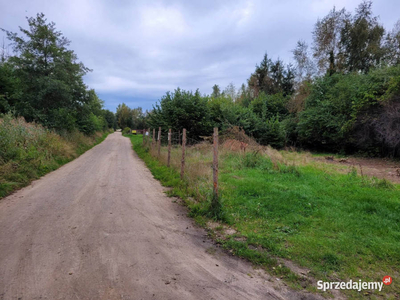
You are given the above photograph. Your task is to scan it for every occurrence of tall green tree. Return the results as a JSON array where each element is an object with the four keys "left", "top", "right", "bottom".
[
  {"left": 103, "top": 109, "right": 116, "bottom": 130},
  {"left": 148, "top": 88, "right": 212, "bottom": 140},
  {"left": 0, "top": 61, "right": 20, "bottom": 113},
  {"left": 116, "top": 103, "right": 132, "bottom": 129},
  {"left": 211, "top": 84, "right": 221, "bottom": 98},
  {"left": 340, "top": 1, "right": 385, "bottom": 73},
  {"left": 248, "top": 53, "right": 295, "bottom": 97},
  {"left": 3, "top": 13, "right": 90, "bottom": 128}
]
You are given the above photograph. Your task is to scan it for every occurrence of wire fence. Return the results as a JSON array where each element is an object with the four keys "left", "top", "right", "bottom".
[
  {"left": 134, "top": 125, "right": 283, "bottom": 214},
  {"left": 141, "top": 127, "right": 220, "bottom": 206}
]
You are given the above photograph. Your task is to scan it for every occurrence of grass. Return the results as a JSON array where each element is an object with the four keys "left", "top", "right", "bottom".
[
  {"left": 0, "top": 115, "right": 112, "bottom": 198},
  {"left": 127, "top": 134, "right": 400, "bottom": 299}
]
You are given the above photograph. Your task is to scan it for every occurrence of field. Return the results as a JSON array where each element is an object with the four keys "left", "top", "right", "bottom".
[{"left": 127, "top": 134, "right": 400, "bottom": 299}]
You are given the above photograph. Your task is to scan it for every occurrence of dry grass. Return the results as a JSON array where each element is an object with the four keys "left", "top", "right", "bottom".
[
  {"left": 149, "top": 143, "right": 214, "bottom": 201},
  {"left": 146, "top": 126, "right": 388, "bottom": 205},
  {"left": 0, "top": 114, "right": 108, "bottom": 197}
]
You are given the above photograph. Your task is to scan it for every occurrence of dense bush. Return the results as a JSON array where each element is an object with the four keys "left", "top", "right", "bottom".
[
  {"left": 122, "top": 127, "right": 131, "bottom": 135},
  {"left": 148, "top": 88, "right": 213, "bottom": 140},
  {"left": 296, "top": 65, "right": 400, "bottom": 155}
]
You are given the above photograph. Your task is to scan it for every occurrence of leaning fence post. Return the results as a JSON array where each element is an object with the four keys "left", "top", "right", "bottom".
[
  {"left": 181, "top": 129, "right": 186, "bottom": 180},
  {"left": 152, "top": 128, "right": 155, "bottom": 150},
  {"left": 157, "top": 127, "right": 161, "bottom": 157},
  {"left": 167, "top": 128, "right": 171, "bottom": 167},
  {"left": 213, "top": 127, "right": 219, "bottom": 202}
]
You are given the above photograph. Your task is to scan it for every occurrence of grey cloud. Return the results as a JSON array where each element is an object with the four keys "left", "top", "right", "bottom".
[{"left": 1, "top": 0, "right": 399, "bottom": 111}]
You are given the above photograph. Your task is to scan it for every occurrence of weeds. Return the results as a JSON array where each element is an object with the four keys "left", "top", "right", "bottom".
[{"left": 0, "top": 114, "right": 110, "bottom": 198}]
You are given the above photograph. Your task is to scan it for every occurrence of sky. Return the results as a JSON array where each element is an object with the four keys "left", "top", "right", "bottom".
[{"left": 1, "top": 0, "right": 399, "bottom": 112}]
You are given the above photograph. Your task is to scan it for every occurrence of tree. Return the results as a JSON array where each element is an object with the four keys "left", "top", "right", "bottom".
[
  {"left": 248, "top": 53, "right": 295, "bottom": 98},
  {"left": 148, "top": 88, "right": 212, "bottom": 140},
  {"left": 340, "top": 1, "right": 385, "bottom": 73},
  {"left": 211, "top": 84, "right": 221, "bottom": 98},
  {"left": 76, "top": 89, "right": 107, "bottom": 134},
  {"left": 131, "top": 107, "right": 146, "bottom": 129},
  {"left": 116, "top": 103, "right": 131, "bottom": 129},
  {"left": 312, "top": 6, "right": 349, "bottom": 75},
  {"left": 3, "top": 13, "right": 90, "bottom": 128},
  {"left": 292, "top": 40, "right": 316, "bottom": 81},
  {"left": 384, "top": 20, "right": 400, "bottom": 66},
  {"left": 224, "top": 82, "right": 237, "bottom": 101},
  {"left": 237, "top": 83, "right": 251, "bottom": 106},
  {"left": 104, "top": 109, "right": 116, "bottom": 130},
  {"left": 0, "top": 61, "right": 20, "bottom": 113}
]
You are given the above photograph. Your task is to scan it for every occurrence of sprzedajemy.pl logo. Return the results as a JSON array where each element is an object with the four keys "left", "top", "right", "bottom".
[{"left": 317, "top": 276, "right": 392, "bottom": 292}]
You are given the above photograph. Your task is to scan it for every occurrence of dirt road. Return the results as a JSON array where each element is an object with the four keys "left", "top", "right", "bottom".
[{"left": 0, "top": 132, "right": 318, "bottom": 300}]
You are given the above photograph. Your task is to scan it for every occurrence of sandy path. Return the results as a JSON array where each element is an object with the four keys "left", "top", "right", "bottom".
[{"left": 0, "top": 132, "right": 319, "bottom": 300}]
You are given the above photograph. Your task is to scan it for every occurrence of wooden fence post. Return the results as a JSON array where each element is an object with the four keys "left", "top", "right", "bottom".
[
  {"left": 157, "top": 127, "right": 161, "bottom": 157},
  {"left": 167, "top": 128, "right": 171, "bottom": 167},
  {"left": 152, "top": 128, "right": 155, "bottom": 150},
  {"left": 147, "top": 127, "right": 150, "bottom": 146},
  {"left": 181, "top": 129, "right": 186, "bottom": 180},
  {"left": 213, "top": 127, "right": 219, "bottom": 202}
]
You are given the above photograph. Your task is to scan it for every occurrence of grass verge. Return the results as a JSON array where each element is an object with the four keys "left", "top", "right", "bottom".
[
  {"left": 127, "top": 134, "right": 400, "bottom": 299},
  {"left": 0, "top": 115, "right": 112, "bottom": 198}
]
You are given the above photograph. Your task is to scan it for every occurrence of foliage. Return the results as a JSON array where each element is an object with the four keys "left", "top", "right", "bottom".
[
  {"left": 0, "top": 62, "right": 20, "bottom": 113},
  {"left": 122, "top": 127, "right": 131, "bottom": 135},
  {"left": 248, "top": 53, "right": 295, "bottom": 97},
  {"left": 0, "top": 13, "right": 114, "bottom": 133},
  {"left": 0, "top": 114, "right": 109, "bottom": 198},
  {"left": 249, "top": 92, "right": 289, "bottom": 120},
  {"left": 297, "top": 65, "right": 400, "bottom": 155},
  {"left": 340, "top": 0, "right": 385, "bottom": 73},
  {"left": 257, "top": 115, "right": 286, "bottom": 148},
  {"left": 148, "top": 88, "right": 212, "bottom": 140},
  {"left": 116, "top": 103, "right": 145, "bottom": 130}
]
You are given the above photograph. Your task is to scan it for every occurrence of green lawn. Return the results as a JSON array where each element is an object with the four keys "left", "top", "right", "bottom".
[{"left": 128, "top": 134, "right": 400, "bottom": 299}]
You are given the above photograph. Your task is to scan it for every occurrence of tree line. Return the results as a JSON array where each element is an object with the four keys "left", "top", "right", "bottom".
[
  {"left": 141, "top": 0, "right": 400, "bottom": 157},
  {"left": 0, "top": 13, "right": 116, "bottom": 134}
]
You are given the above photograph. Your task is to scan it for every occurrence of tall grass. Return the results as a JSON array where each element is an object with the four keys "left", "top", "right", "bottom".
[
  {"left": 0, "top": 114, "right": 110, "bottom": 198},
  {"left": 129, "top": 134, "right": 400, "bottom": 299}
]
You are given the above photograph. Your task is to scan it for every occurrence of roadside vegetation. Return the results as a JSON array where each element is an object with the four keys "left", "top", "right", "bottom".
[
  {"left": 0, "top": 14, "right": 115, "bottom": 197},
  {"left": 0, "top": 114, "right": 111, "bottom": 198},
  {"left": 127, "top": 134, "right": 400, "bottom": 299}
]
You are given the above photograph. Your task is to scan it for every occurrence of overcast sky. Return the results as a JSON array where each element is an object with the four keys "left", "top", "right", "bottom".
[{"left": 1, "top": 0, "right": 399, "bottom": 112}]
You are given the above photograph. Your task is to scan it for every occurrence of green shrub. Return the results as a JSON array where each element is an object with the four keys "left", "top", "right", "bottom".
[{"left": 122, "top": 127, "right": 131, "bottom": 135}]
